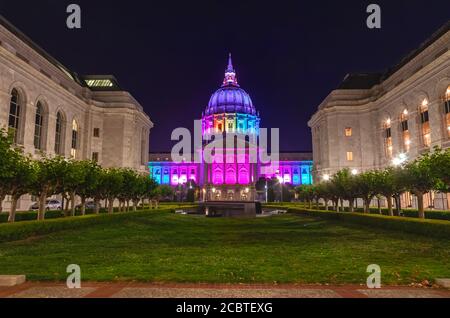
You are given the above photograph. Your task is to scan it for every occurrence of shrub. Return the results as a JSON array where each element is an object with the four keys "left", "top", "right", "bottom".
[
  {"left": 0, "top": 210, "right": 64, "bottom": 223},
  {"left": 288, "top": 208, "right": 450, "bottom": 238}
]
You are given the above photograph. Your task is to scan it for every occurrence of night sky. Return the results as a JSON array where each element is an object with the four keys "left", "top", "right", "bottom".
[{"left": 1, "top": 0, "right": 449, "bottom": 152}]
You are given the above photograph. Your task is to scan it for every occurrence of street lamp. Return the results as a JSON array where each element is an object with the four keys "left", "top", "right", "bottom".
[
  {"left": 351, "top": 169, "right": 358, "bottom": 175},
  {"left": 392, "top": 153, "right": 408, "bottom": 167},
  {"left": 323, "top": 174, "right": 330, "bottom": 181}
]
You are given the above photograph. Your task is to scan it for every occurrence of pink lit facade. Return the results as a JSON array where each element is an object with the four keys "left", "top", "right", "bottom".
[{"left": 149, "top": 55, "right": 312, "bottom": 201}]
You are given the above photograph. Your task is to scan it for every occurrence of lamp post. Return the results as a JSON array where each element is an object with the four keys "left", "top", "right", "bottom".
[{"left": 265, "top": 180, "right": 268, "bottom": 203}]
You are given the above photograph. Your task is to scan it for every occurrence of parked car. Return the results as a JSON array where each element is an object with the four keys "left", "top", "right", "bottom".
[
  {"left": 75, "top": 201, "right": 97, "bottom": 210},
  {"left": 29, "top": 200, "right": 63, "bottom": 211}
]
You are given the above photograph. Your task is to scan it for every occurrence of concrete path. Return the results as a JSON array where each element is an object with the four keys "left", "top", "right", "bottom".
[{"left": 0, "top": 282, "right": 449, "bottom": 298}]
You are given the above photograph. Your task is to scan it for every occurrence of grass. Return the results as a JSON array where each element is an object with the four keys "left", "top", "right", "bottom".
[{"left": 0, "top": 211, "right": 449, "bottom": 285}]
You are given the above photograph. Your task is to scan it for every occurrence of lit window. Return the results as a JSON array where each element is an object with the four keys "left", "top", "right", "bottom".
[
  {"left": 346, "top": 152, "right": 354, "bottom": 161},
  {"left": 345, "top": 127, "right": 352, "bottom": 137},
  {"left": 71, "top": 119, "right": 79, "bottom": 158},
  {"left": 8, "top": 88, "right": 22, "bottom": 144},
  {"left": 34, "top": 102, "right": 44, "bottom": 150},
  {"left": 400, "top": 111, "right": 410, "bottom": 152},
  {"left": 420, "top": 100, "right": 431, "bottom": 147},
  {"left": 384, "top": 120, "right": 393, "bottom": 159},
  {"left": 84, "top": 79, "right": 114, "bottom": 88},
  {"left": 55, "top": 112, "right": 65, "bottom": 155}
]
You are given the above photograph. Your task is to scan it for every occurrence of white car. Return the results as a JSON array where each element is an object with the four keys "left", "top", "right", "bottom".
[{"left": 29, "top": 200, "right": 63, "bottom": 211}]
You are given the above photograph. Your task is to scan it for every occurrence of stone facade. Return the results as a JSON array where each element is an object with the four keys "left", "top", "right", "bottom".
[
  {"left": 0, "top": 16, "right": 153, "bottom": 211},
  {"left": 308, "top": 21, "right": 450, "bottom": 210}
]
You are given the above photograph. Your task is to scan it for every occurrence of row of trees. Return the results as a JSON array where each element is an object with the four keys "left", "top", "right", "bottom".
[
  {"left": 0, "top": 129, "right": 174, "bottom": 222},
  {"left": 295, "top": 147, "right": 450, "bottom": 219}
]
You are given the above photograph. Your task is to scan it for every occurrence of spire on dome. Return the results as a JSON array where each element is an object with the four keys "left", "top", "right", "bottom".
[
  {"left": 223, "top": 53, "right": 239, "bottom": 87},
  {"left": 227, "top": 53, "right": 234, "bottom": 72}
]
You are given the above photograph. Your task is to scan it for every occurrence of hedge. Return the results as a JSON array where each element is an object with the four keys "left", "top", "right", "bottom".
[
  {"left": 0, "top": 208, "right": 177, "bottom": 243},
  {"left": 0, "top": 211, "right": 64, "bottom": 223},
  {"left": 264, "top": 203, "right": 450, "bottom": 221},
  {"left": 285, "top": 208, "right": 450, "bottom": 239}
]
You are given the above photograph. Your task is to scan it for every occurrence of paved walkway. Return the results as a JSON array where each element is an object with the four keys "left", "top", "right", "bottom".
[{"left": 0, "top": 282, "right": 449, "bottom": 298}]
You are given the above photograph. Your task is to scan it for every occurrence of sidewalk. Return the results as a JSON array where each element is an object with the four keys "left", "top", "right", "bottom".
[{"left": 1, "top": 282, "right": 449, "bottom": 298}]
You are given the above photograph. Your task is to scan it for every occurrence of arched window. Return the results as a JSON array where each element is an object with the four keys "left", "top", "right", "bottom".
[
  {"left": 420, "top": 99, "right": 431, "bottom": 148},
  {"left": 34, "top": 102, "right": 44, "bottom": 150},
  {"left": 8, "top": 88, "right": 22, "bottom": 144},
  {"left": 400, "top": 109, "right": 410, "bottom": 152},
  {"left": 445, "top": 86, "right": 450, "bottom": 138},
  {"left": 71, "top": 119, "right": 79, "bottom": 158},
  {"left": 383, "top": 118, "right": 392, "bottom": 159},
  {"left": 55, "top": 112, "right": 65, "bottom": 155}
]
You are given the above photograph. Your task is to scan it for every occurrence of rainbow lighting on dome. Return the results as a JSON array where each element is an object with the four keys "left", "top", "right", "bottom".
[{"left": 149, "top": 54, "right": 313, "bottom": 201}]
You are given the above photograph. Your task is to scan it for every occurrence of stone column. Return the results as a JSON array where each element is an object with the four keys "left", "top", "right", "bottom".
[{"left": 0, "top": 90, "right": 10, "bottom": 130}]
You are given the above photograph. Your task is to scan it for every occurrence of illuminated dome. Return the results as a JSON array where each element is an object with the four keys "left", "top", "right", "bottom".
[{"left": 204, "top": 54, "right": 257, "bottom": 116}]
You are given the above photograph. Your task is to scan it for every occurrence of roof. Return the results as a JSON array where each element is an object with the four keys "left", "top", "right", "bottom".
[
  {"left": 337, "top": 20, "right": 450, "bottom": 90},
  {"left": 337, "top": 73, "right": 383, "bottom": 90}
]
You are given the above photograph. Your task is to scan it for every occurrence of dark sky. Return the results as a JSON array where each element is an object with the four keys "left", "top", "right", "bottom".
[{"left": 1, "top": 0, "right": 449, "bottom": 152}]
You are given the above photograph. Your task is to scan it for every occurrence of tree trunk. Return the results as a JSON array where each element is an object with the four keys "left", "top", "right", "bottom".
[
  {"left": 417, "top": 192, "right": 425, "bottom": 219},
  {"left": 340, "top": 199, "right": 343, "bottom": 212},
  {"left": 315, "top": 199, "right": 319, "bottom": 210},
  {"left": 126, "top": 200, "right": 130, "bottom": 212},
  {"left": 70, "top": 192, "right": 76, "bottom": 216},
  {"left": 155, "top": 200, "right": 159, "bottom": 209},
  {"left": 94, "top": 198, "right": 101, "bottom": 214},
  {"left": 387, "top": 196, "right": 393, "bottom": 216},
  {"left": 364, "top": 199, "right": 370, "bottom": 213},
  {"left": 334, "top": 200, "right": 339, "bottom": 212},
  {"left": 81, "top": 196, "right": 86, "bottom": 216},
  {"left": 377, "top": 198, "right": 381, "bottom": 214},
  {"left": 308, "top": 200, "right": 312, "bottom": 209},
  {"left": 108, "top": 198, "right": 114, "bottom": 214},
  {"left": 8, "top": 195, "right": 20, "bottom": 223},
  {"left": 349, "top": 199, "right": 354, "bottom": 212},
  {"left": 38, "top": 192, "right": 47, "bottom": 221},
  {"left": 325, "top": 200, "right": 329, "bottom": 211},
  {"left": 63, "top": 193, "right": 70, "bottom": 216},
  {"left": 394, "top": 195, "right": 401, "bottom": 216},
  {"left": 133, "top": 200, "right": 138, "bottom": 212}
]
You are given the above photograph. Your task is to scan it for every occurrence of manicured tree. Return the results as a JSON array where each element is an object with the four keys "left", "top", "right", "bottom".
[
  {"left": 7, "top": 151, "right": 36, "bottom": 222},
  {"left": 403, "top": 156, "right": 436, "bottom": 219},
  {"left": 315, "top": 182, "right": 332, "bottom": 211},
  {"left": 58, "top": 159, "right": 85, "bottom": 217},
  {"left": 428, "top": 147, "right": 450, "bottom": 193},
  {"left": 331, "top": 169, "right": 359, "bottom": 212},
  {"left": 375, "top": 168, "right": 402, "bottom": 216},
  {"left": 295, "top": 185, "right": 314, "bottom": 208},
  {"left": 0, "top": 129, "right": 15, "bottom": 213},
  {"left": 101, "top": 168, "right": 124, "bottom": 214},
  {"left": 91, "top": 168, "right": 108, "bottom": 214},
  {"left": 130, "top": 174, "right": 147, "bottom": 211},
  {"left": 32, "top": 157, "right": 69, "bottom": 221},
  {"left": 153, "top": 185, "right": 174, "bottom": 208},
  {"left": 117, "top": 168, "right": 139, "bottom": 212},
  {"left": 143, "top": 177, "right": 159, "bottom": 209},
  {"left": 76, "top": 161, "right": 102, "bottom": 215},
  {"left": 355, "top": 171, "right": 379, "bottom": 213}
]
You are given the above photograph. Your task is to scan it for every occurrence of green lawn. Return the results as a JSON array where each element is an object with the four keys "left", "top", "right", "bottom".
[{"left": 0, "top": 211, "right": 449, "bottom": 285}]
